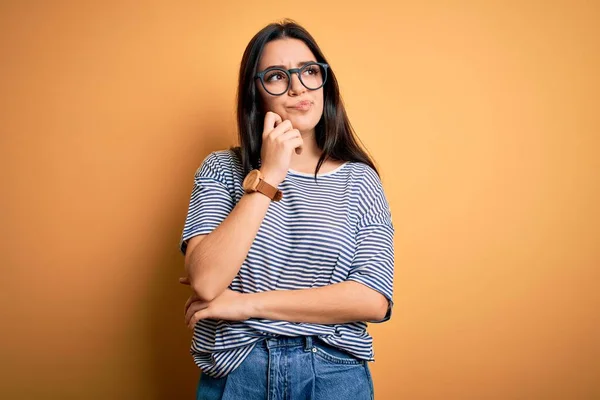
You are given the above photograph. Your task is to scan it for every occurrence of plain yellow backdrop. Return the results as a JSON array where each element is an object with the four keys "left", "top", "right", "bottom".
[{"left": 1, "top": 1, "right": 598, "bottom": 399}]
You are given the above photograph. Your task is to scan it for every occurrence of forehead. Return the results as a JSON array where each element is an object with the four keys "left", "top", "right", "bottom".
[{"left": 258, "top": 38, "right": 317, "bottom": 69}]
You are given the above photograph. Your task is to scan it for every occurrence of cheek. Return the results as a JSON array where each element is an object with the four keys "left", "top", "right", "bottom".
[
  {"left": 317, "top": 97, "right": 324, "bottom": 111},
  {"left": 313, "top": 97, "right": 324, "bottom": 119},
  {"left": 259, "top": 95, "right": 286, "bottom": 114},
  {"left": 258, "top": 87, "right": 275, "bottom": 111}
]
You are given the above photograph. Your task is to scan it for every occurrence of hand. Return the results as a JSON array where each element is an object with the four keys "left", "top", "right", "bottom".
[
  {"left": 260, "top": 111, "right": 304, "bottom": 186},
  {"left": 184, "top": 288, "right": 253, "bottom": 330}
]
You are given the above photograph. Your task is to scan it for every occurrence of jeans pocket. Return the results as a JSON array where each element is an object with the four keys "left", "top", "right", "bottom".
[{"left": 312, "top": 340, "right": 364, "bottom": 365}]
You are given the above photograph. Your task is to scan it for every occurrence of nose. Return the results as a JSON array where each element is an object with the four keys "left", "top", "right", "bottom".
[{"left": 288, "top": 72, "right": 307, "bottom": 96}]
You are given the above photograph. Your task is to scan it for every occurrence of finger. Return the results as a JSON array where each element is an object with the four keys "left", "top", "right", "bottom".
[
  {"left": 184, "top": 297, "right": 198, "bottom": 319},
  {"left": 277, "top": 129, "right": 303, "bottom": 153},
  {"left": 277, "top": 129, "right": 301, "bottom": 142},
  {"left": 263, "top": 111, "right": 282, "bottom": 138},
  {"left": 291, "top": 138, "right": 304, "bottom": 152},
  {"left": 278, "top": 128, "right": 304, "bottom": 154},
  {"left": 184, "top": 294, "right": 201, "bottom": 314},
  {"left": 268, "top": 119, "right": 293, "bottom": 139},
  {"left": 188, "top": 309, "right": 209, "bottom": 330},
  {"left": 185, "top": 301, "right": 208, "bottom": 325},
  {"left": 283, "top": 136, "right": 304, "bottom": 155},
  {"left": 179, "top": 276, "right": 191, "bottom": 285}
]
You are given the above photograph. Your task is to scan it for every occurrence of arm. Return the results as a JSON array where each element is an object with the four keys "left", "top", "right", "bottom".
[
  {"left": 183, "top": 113, "right": 301, "bottom": 302},
  {"left": 183, "top": 280, "right": 391, "bottom": 328},
  {"left": 247, "top": 281, "right": 390, "bottom": 324},
  {"left": 185, "top": 189, "right": 271, "bottom": 302},
  {"left": 184, "top": 218, "right": 394, "bottom": 327}
]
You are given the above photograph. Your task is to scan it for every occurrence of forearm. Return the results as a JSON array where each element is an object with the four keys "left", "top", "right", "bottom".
[
  {"left": 186, "top": 191, "right": 271, "bottom": 301},
  {"left": 247, "top": 281, "right": 389, "bottom": 324}
]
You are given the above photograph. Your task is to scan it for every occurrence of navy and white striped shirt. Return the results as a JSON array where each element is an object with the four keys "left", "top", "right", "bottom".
[{"left": 179, "top": 149, "right": 395, "bottom": 378}]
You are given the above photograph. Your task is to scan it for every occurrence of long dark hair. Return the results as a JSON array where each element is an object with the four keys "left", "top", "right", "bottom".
[{"left": 231, "top": 19, "right": 379, "bottom": 180}]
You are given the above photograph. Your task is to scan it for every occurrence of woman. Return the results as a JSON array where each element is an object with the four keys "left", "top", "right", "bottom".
[{"left": 179, "top": 19, "right": 395, "bottom": 400}]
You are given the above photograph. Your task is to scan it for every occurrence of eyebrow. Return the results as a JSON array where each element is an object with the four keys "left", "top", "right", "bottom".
[{"left": 264, "top": 60, "right": 316, "bottom": 70}]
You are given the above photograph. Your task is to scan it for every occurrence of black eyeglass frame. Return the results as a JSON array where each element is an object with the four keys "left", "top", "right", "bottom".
[{"left": 254, "top": 62, "right": 330, "bottom": 96}]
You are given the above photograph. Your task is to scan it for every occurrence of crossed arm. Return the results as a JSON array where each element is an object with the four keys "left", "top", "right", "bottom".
[{"left": 180, "top": 276, "right": 389, "bottom": 329}]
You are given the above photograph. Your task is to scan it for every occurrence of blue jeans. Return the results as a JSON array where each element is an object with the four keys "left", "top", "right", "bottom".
[{"left": 196, "top": 335, "right": 374, "bottom": 400}]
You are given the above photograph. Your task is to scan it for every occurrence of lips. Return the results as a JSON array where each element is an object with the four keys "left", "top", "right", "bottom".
[{"left": 291, "top": 100, "right": 312, "bottom": 111}]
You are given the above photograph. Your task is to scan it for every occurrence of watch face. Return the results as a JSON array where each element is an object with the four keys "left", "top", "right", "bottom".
[{"left": 243, "top": 169, "right": 261, "bottom": 191}]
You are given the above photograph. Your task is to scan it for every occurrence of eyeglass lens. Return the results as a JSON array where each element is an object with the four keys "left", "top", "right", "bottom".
[{"left": 262, "top": 64, "right": 325, "bottom": 95}]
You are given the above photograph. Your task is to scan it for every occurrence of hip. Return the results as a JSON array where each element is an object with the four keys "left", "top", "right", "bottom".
[{"left": 196, "top": 335, "right": 374, "bottom": 400}]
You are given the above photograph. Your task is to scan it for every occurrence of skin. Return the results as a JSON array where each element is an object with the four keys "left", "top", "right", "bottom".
[{"left": 181, "top": 38, "right": 389, "bottom": 329}]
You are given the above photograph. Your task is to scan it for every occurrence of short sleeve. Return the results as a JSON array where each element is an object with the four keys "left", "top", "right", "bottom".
[
  {"left": 179, "top": 152, "right": 235, "bottom": 255},
  {"left": 346, "top": 166, "right": 395, "bottom": 323}
]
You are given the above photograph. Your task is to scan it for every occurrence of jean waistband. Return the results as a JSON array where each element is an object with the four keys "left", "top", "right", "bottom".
[{"left": 261, "top": 335, "right": 315, "bottom": 351}]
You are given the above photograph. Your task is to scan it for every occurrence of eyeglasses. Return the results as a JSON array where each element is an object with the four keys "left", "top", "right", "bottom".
[{"left": 255, "top": 62, "right": 329, "bottom": 96}]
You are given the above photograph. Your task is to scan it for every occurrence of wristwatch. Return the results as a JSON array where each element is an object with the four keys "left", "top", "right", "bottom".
[{"left": 242, "top": 169, "right": 283, "bottom": 201}]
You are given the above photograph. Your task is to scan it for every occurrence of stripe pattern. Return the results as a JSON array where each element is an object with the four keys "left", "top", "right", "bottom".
[{"left": 180, "top": 150, "right": 395, "bottom": 378}]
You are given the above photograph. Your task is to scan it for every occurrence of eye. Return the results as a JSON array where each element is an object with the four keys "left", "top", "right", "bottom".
[
  {"left": 303, "top": 65, "right": 320, "bottom": 76},
  {"left": 265, "top": 70, "right": 287, "bottom": 82}
]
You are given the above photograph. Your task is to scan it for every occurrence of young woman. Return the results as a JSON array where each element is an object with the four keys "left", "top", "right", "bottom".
[{"left": 179, "top": 19, "right": 395, "bottom": 400}]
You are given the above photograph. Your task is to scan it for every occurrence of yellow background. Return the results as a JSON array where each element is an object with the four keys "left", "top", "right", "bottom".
[{"left": 1, "top": 1, "right": 598, "bottom": 399}]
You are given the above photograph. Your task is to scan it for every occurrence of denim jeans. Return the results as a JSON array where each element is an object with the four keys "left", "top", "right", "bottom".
[{"left": 196, "top": 335, "right": 374, "bottom": 400}]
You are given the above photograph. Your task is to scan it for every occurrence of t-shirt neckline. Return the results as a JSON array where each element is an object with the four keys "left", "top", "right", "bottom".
[{"left": 287, "top": 162, "right": 349, "bottom": 177}]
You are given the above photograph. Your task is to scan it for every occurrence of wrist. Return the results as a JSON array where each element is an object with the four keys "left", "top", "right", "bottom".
[
  {"left": 259, "top": 169, "right": 280, "bottom": 187},
  {"left": 246, "top": 292, "right": 265, "bottom": 319}
]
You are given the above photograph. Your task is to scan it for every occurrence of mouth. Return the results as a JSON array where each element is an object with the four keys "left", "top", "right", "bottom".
[{"left": 289, "top": 100, "right": 313, "bottom": 111}]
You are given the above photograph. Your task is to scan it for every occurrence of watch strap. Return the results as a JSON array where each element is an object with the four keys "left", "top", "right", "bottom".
[{"left": 256, "top": 179, "right": 283, "bottom": 201}]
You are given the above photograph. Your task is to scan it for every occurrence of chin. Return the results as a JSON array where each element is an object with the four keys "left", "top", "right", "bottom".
[
  {"left": 291, "top": 122, "right": 316, "bottom": 133},
  {"left": 286, "top": 113, "right": 321, "bottom": 133}
]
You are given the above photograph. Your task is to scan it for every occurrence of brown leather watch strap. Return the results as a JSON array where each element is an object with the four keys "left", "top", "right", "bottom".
[{"left": 256, "top": 179, "right": 283, "bottom": 201}]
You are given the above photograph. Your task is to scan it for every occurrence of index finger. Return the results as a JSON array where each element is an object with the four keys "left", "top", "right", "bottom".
[{"left": 263, "top": 111, "right": 282, "bottom": 138}]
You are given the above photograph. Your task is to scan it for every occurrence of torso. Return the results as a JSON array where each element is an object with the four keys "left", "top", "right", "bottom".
[{"left": 183, "top": 149, "right": 394, "bottom": 377}]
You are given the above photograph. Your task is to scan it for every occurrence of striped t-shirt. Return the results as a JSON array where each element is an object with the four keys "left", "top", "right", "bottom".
[{"left": 179, "top": 149, "right": 395, "bottom": 378}]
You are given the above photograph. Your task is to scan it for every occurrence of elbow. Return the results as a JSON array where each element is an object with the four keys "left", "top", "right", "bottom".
[
  {"left": 349, "top": 281, "right": 390, "bottom": 322},
  {"left": 186, "top": 262, "right": 218, "bottom": 302},
  {"left": 370, "top": 295, "right": 390, "bottom": 322},
  {"left": 186, "top": 272, "right": 219, "bottom": 302},
  {"left": 372, "top": 307, "right": 386, "bottom": 322},
  {"left": 186, "top": 259, "right": 229, "bottom": 302},
  {"left": 191, "top": 280, "right": 218, "bottom": 303}
]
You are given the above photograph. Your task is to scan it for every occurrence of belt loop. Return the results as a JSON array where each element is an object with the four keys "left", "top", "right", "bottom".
[{"left": 304, "top": 335, "right": 313, "bottom": 351}]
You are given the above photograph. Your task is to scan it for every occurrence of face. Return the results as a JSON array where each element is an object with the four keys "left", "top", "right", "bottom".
[{"left": 256, "top": 38, "right": 324, "bottom": 134}]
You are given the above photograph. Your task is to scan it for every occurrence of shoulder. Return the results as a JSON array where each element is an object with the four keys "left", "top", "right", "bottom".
[
  {"left": 348, "top": 162, "right": 384, "bottom": 196},
  {"left": 198, "top": 149, "right": 238, "bottom": 171},
  {"left": 350, "top": 162, "right": 393, "bottom": 224},
  {"left": 361, "top": 163, "right": 382, "bottom": 187},
  {"left": 194, "top": 149, "right": 241, "bottom": 179}
]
